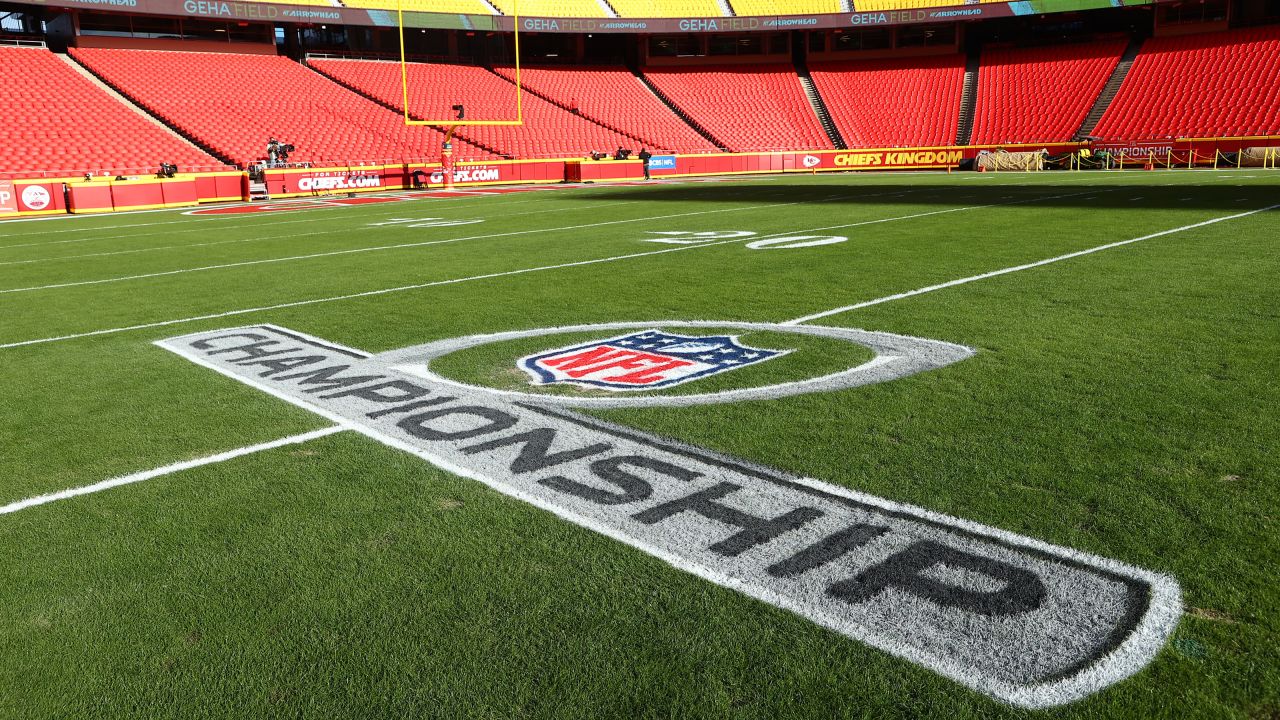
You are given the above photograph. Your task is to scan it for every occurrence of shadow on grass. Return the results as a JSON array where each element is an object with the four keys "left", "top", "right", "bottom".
[{"left": 588, "top": 180, "right": 1279, "bottom": 212}]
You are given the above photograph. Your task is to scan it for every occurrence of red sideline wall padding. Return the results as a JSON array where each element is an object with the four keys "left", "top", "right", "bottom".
[
  {"left": 12, "top": 178, "right": 70, "bottom": 216},
  {"left": 451, "top": 159, "right": 566, "bottom": 186},
  {"left": 264, "top": 165, "right": 408, "bottom": 198},
  {"left": 0, "top": 179, "right": 19, "bottom": 218},
  {"left": 161, "top": 178, "right": 200, "bottom": 207},
  {"left": 109, "top": 178, "right": 167, "bottom": 211},
  {"left": 193, "top": 171, "right": 250, "bottom": 203},
  {"left": 67, "top": 184, "right": 115, "bottom": 214}
]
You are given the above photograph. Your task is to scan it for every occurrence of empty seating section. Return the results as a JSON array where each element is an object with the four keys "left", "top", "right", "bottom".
[
  {"left": 0, "top": 46, "right": 219, "bottom": 176},
  {"left": 810, "top": 55, "right": 964, "bottom": 148},
  {"left": 489, "top": 0, "right": 606, "bottom": 15},
  {"left": 970, "top": 40, "right": 1125, "bottom": 145},
  {"left": 642, "top": 64, "right": 831, "bottom": 151},
  {"left": 71, "top": 48, "right": 492, "bottom": 166},
  {"left": 312, "top": 59, "right": 643, "bottom": 158},
  {"left": 492, "top": 65, "right": 717, "bottom": 153},
  {"left": 342, "top": 0, "right": 496, "bottom": 14},
  {"left": 1094, "top": 27, "right": 1280, "bottom": 140},
  {"left": 853, "top": 0, "right": 1002, "bottom": 10},
  {"left": 729, "top": 0, "right": 841, "bottom": 16},
  {"left": 605, "top": 0, "right": 725, "bottom": 17}
]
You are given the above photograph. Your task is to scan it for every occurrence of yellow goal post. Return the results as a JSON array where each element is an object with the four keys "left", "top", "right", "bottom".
[{"left": 396, "top": 0, "right": 524, "bottom": 127}]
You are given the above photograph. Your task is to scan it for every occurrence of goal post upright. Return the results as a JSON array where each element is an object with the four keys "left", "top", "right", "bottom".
[
  {"left": 397, "top": 0, "right": 523, "bottom": 187},
  {"left": 396, "top": 0, "right": 524, "bottom": 127}
]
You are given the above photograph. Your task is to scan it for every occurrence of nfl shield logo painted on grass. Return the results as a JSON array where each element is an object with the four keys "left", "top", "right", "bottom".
[{"left": 519, "top": 330, "right": 787, "bottom": 391}]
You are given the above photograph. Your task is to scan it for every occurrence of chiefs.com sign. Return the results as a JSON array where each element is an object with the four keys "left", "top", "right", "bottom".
[{"left": 263, "top": 166, "right": 407, "bottom": 198}]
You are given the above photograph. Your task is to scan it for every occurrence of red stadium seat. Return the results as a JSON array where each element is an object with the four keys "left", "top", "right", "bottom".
[
  {"left": 641, "top": 64, "right": 832, "bottom": 152},
  {"left": 310, "top": 58, "right": 654, "bottom": 159},
  {"left": 1094, "top": 26, "right": 1280, "bottom": 141},
  {"left": 70, "top": 48, "right": 498, "bottom": 167},
  {"left": 809, "top": 55, "right": 965, "bottom": 149},
  {"left": 970, "top": 40, "right": 1126, "bottom": 145},
  {"left": 0, "top": 45, "right": 224, "bottom": 176}
]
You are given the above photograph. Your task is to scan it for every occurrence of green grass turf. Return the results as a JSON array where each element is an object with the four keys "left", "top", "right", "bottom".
[{"left": 0, "top": 170, "right": 1277, "bottom": 719}]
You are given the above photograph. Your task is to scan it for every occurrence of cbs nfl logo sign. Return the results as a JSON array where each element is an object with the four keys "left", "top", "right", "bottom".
[{"left": 519, "top": 330, "right": 786, "bottom": 391}]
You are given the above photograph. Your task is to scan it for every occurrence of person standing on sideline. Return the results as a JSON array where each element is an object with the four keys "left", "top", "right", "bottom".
[{"left": 638, "top": 147, "right": 652, "bottom": 180}]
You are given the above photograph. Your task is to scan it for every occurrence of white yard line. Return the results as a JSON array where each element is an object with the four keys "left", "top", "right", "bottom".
[
  {"left": 0, "top": 201, "right": 645, "bottom": 268},
  {"left": 0, "top": 193, "right": 637, "bottom": 252},
  {"left": 0, "top": 200, "right": 987, "bottom": 349},
  {"left": 0, "top": 427, "right": 346, "bottom": 515},
  {"left": 0, "top": 167, "right": 1127, "bottom": 247},
  {"left": 3, "top": 196, "right": 1273, "bottom": 515},
  {"left": 783, "top": 203, "right": 1280, "bottom": 325},
  {"left": 0, "top": 198, "right": 806, "bottom": 293}
]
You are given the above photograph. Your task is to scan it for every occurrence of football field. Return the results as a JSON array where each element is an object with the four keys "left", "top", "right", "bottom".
[{"left": 1, "top": 170, "right": 1277, "bottom": 718}]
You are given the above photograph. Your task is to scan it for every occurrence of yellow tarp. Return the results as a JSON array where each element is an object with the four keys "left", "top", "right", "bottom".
[
  {"left": 1238, "top": 147, "right": 1280, "bottom": 167},
  {"left": 977, "top": 151, "right": 1045, "bottom": 171}
]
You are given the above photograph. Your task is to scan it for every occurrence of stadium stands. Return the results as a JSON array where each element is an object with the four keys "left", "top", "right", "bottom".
[
  {"left": 311, "top": 58, "right": 650, "bottom": 158},
  {"left": 71, "top": 48, "right": 494, "bottom": 166},
  {"left": 488, "top": 0, "right": 606, "bottom": 16},
  {"left": 605, "top": 0, "right": 724, "bottom": 17},
  {"left": 1093, "top": 26, "right": 1280, "bottom": 141},
  {"left": 491, "top": 65, "right": 718, "bottom": 154},
  {"left": 641, "top": 64, "right": 832, "bottom": 152},
  {"left": 342, "top": 0, "right": 496, "bottom": 14},
  {"left": 729, "top": 0, "right": 841, "bottom": 15},
  {"left": 809, "top": 55, "right": 965, "bottom": 148},
  {"left": 853, "top": 0, "right": 1002, "bottom": 10},
  {"left": 970, "top": 40, "right": 1125, "bottom": 145},
  {"left": 0, "top": 45, "right": 220, "bottom": 176}
]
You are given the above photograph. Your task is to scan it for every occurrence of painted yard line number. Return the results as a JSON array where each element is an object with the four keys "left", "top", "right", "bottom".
[
  {"left": 359, "top": 227, "right": 842, "bottom": 249},
  {"left": 158, "top": 323, "right": 1180, "bottom": 709},
  {"left": 645, "top": 231, "right": 847, "bottom": 249}
]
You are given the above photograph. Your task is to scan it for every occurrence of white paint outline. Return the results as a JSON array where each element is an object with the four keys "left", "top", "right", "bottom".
[
  {"left": 146, "top": 324, "right": 1182, "bottom": 709},
  {"left": 390, "top": 321, "right": 969, "bottom": 408},
  {"left": 0, "top": 426, "right": 346, "bottom": 515}
]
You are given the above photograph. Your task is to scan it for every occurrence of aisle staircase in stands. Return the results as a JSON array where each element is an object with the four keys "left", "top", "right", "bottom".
[
  {"left": 631, "top": 67, "right": 728, "bottom": 151},
  {"left": 1075, "top": 36, "right": 1144, "bottom": 139},
  {"left": 955, "top": 47, "right": 980, "bottom": 145},
  {"left": 58, "top": 51, "right": 223, "bottom": 164},
  {"left": 796, "top": 60, "right": 846, "bottom": 149}
]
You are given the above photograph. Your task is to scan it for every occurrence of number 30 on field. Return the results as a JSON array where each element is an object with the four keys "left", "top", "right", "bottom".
[{"left": 642, "top": 231, "right": 847, "bottom": 249}]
